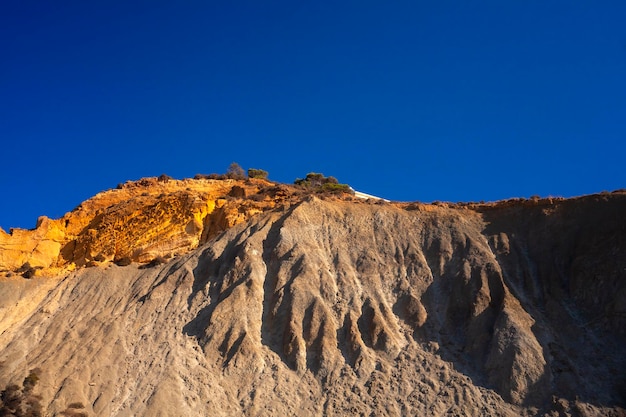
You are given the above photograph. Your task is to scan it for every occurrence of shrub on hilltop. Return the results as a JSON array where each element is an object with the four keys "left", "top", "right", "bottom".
[
  {"left": 225, "top": 162, "right": 246, "bottom": 180},
  {"left": 195, "top": 162, "right": 250, "bottom": 181},
  {"left": 320, "top": 182, "right": 352, "bottom": 193},
  {"left": 294, "top": 173, "right": 353, "bottom": 195},
  {"left": 247, "top": 168, "right": 269, "bottom": 180}
]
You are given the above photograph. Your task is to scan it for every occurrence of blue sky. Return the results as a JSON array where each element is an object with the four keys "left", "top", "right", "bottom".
[{"left": 1, "top": 1, "right": 625, "bottom": 230}]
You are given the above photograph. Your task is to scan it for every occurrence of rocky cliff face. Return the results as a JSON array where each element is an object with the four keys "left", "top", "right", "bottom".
[
  {"left": 0, "top": 181, "right": 624, "bottom": 416},
  {"left": 0, "top": 177, "right": 291, "bottom": 275}
]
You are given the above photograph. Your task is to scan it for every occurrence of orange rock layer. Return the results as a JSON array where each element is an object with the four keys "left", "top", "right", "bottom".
[{"left": 0, "top": 177, "right": 289, "bottom": 276}]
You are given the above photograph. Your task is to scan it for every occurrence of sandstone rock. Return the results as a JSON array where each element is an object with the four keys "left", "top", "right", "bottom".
[{"left": 0, "top": 177, "right": 279, "bottom": 275}]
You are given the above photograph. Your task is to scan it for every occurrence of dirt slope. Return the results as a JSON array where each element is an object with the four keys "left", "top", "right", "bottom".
[{"left": 0, "top": 191, "right": 625, "bottom": 416}]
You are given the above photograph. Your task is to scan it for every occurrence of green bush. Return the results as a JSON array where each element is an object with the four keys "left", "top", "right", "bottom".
[
  {"left": 321, "top": 183, "right": 352, "bottom": 193},
  {"left": 294, "top": 173, "right": 353, "bottom": 195},
  {"left": 247, "top": 168, "right": 268, "bottom": 179},
  {"left": 294, "top": 172, "right": 324, "bottom": 188}
]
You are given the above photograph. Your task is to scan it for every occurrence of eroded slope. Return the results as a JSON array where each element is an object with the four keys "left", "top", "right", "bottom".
[{"left": 1, "top": 194, "right": 624, "bottom": 416}]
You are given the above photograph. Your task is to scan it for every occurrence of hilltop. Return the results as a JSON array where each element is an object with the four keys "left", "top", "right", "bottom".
[{"left": 0, "top": 175, "right": 625, "bottom": 416}]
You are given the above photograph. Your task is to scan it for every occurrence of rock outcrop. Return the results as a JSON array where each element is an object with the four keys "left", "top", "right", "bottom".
[
  {"left": 0, "top": 181, "right": 624, "bottom": 416},
  {"left": 0, "top": 177, "right": 293, "bottom": 276}
]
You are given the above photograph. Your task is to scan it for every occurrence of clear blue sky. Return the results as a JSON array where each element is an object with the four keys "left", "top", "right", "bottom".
[{"left": 2, "top": 1, "right": 625, "bottom": 231}]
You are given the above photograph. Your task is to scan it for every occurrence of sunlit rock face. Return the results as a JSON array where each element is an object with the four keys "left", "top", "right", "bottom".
[
  {"left": 0, "top": 177, "right": 284, "bottom": 275},
  {"left": 0, "top": 216, "right": 65, "bottom": 270}
]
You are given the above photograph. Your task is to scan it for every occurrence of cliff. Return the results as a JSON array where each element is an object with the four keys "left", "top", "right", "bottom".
[
  {"left": 0, "top": 179, "right": 624, "bottom": 416},
  {"left": 0, "top": 177, "right": 294, "bottom": 276}
]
